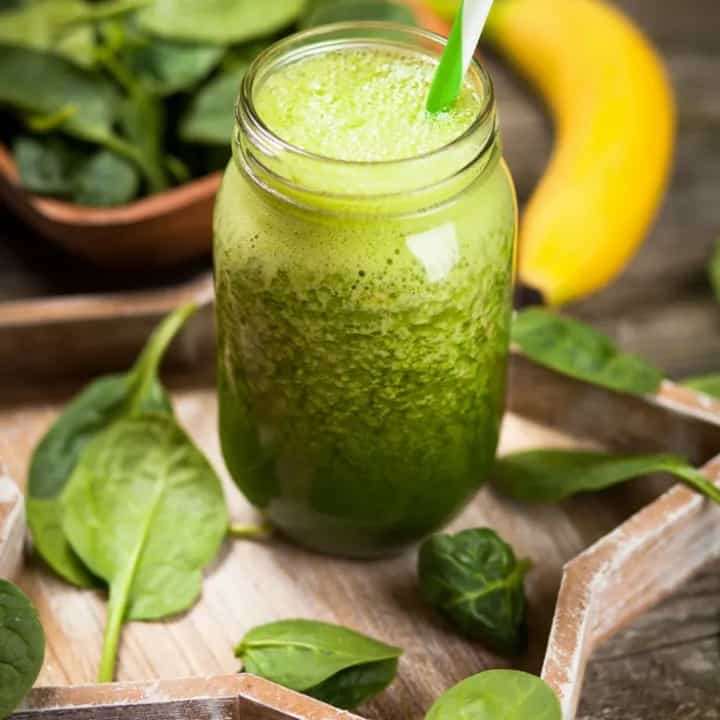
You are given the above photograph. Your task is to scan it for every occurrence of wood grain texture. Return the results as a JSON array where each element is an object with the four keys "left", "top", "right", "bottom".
[
  {"left": 577, "top": 564, "right": 720, "bottom": 720},
  {"left": 542, "top": 452, "right": 720, "bottom": 719},
  {"left": 0, "top": 271, "right": 214, "bottom": 381},
  {"left": 15, "top": 676, "right": 364, "bottom": 720}
]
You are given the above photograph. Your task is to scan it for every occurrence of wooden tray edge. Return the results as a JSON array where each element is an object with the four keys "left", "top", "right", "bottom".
[
  {"left": 15, "top": 675, "right": 362, "bottom": 720},
  {"left": 0, "top": 271, "right": 214, "bottom": 328}
]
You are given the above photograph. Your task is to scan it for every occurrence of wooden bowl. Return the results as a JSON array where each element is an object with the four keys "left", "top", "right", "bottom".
[
  {"left": 0, "top": 145, "right": 221, "bottom": 270},
  {"left": 0, "top": 1, "right": 448, "bottom": 271}
]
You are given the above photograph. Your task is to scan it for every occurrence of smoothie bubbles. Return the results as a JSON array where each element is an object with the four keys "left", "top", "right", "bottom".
[{"left": 213, "top": 21, "right": 517, "bottom": 556}]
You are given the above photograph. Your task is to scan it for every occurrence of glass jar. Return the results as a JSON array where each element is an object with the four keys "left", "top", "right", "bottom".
[{"left": 214, "top": 23, "right": 517, "bottom": 557}]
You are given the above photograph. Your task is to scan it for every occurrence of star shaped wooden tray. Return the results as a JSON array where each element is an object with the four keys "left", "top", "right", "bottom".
[{"left": 2, "top": 281, "right": 720, "bottom": 720}]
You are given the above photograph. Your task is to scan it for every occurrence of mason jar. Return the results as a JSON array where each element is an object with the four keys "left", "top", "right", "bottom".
[{"left": 214, "top": 23, "right": 517, "bottom": 557}]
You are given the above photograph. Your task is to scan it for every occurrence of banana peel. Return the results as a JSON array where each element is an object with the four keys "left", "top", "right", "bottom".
[{"left": 420, "top": 0, "right": 677, "bottom": 305}]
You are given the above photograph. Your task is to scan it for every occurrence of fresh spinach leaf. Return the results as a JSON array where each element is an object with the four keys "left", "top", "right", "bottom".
[
  {"left": 683, "top": 374, "right": 720, "bottom": 399},
  {"left": 0, "top": 44, "right": 119, "bottom": 141},
  {"left": 92, "top": 23, "right": 170, "bottom": 193},
  {"left": 123, "top": 37, "right": 224, "bottom": 96},
  {"left": 418, "top": 529, "right": 531, "bottom": 655},
  {"left": 117, "top": 87, "right": 168, "bottom": 192},
  {"left": 236, "top": 619, "right": 403, "bottom": 709},
  {"left": 61, "top": 412, "right": 228, "bottom": 682},
  {"left": 13, "top": 135, "right": 82, "bottom": 197},
  {"left": 0, "top": 0, "right": 95, "bottom": 67},
  {"left": 221, "top": 40, "right": 274, "bottom": 71},
  {"left": 0, "top": 44, "right": 168, "bottom": 190},
  {"left": 136, "top": 0, "right": 305, "bottom": 44},
  {"left": 179, "top": 67, "right": 248, "bottom": 146},
  {"left": 105, "top": 19, "right": 224, "bottom": 96},
  {"left": 302, "top": 0, "right": 417, "bottom": 29},
  {"left": 306, "top": 658, "right": 399, "bottom": 709},
  {"left": 55, "top": 0, "right": 154, "bottom": 26},
  {"left": 512, "top": 309, "right": 663, "bottom": 396},
  {"left": 27, "top": 303, "right": 197, "bottom": 587},
  {"left": 492, "top": 450, "right": 720, "bottom": 505},
  {"left": 0, "top": 580, "right": 45, "bottom": 720},
  {"left": 14, "top": 135, "right": 139, "bottom": 205},
  {"left": 425, "top": 670, "right": 561, "bottom": 720},
  {"left": 179, "top": 39, "right": 271, "bottom": 146},
  {"left": 73, "top": 149, "right": 139, "bottom": 205}
]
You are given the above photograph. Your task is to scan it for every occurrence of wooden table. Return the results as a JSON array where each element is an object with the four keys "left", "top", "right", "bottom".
[{"left": 1, "top": 1, "right": 718, "bottom": 717}]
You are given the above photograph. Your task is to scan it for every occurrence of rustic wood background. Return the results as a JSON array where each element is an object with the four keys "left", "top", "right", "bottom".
[{"left": 1, "top": 0, "right": 718, "bottom": 717}]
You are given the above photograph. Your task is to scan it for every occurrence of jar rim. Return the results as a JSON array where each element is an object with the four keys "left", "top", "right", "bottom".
[{"left": 236, "top": 21, "right": 496, "bottom": 170}]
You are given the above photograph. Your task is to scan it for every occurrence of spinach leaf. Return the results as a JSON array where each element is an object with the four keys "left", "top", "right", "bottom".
[
  {"left": 27, "top": 303, "right": 197, "bottom": 587},
  {"left": 0, "top": 44, "right": 168, "bottom": 190},
  {"left": 0, "top": 44, "right": 119, "bottom": 141},
  {"left": 425, "top": 670, "right": 561, "bottom": 720},
  {"left": 179, "top": 68, "right": 247, "bottom": 146},
  {"left": 13, "top": 135, "right": 82, "bottom": 197},
  {"left": 306, "top": 658, "right": 399, "bottom": 709},
  {"left": 117, "top": 87, "right": 168, "bottom": 193},
  {"left": 512, "top": 309, "right": 663, "bottom": 396},
  {"left": 93, "top": 23, "right": 170, "bottom": 193},
  {"left": 179, "top": 39, "right": 270, "bottom": 146},
  {"left": 55, "top": 0, "right": 155, "bottom": 26},
  {"left": 683, "top": 374, "right": 720, "bottom": 399},
  {"left": 709, "top": 238, "right": 720, "bottom": 302},
  {"left": 492, "top": 450, "right": 720, "bottom": 505},
  {"left": 72, "top": 149, "right": 140, "bottom": 205},
  {"left": 61, "top": 413, "right": 228, "bottom": 682},
  {"left": 236, "top": 619, "right": 403, "bottom": 709},
  {"left": 122, "top": 36, "right": 224, "bottom": 96},
  {"left": 302, "top": 0, "right": 417, "bottom": 28},
  {"left": 0, "top": 580, "right": 45, "bottom": 720},
  {"left": 14, "top": 135, "right": 139, "bottom": 205},
  {"left": 136, "top": 0, "right": 305, "bottom": 44},
  {"left": 418, "top": 529, "right": 531, "bottom": 656},
  {"left": 0, "top": 0, "right": 95, "bottom": 67},
  {"left": 101, "top": 18, "right": 224, "bottom": 96}
]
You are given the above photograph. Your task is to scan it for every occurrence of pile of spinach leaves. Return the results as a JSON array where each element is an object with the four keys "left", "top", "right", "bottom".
[
  {"left": 0, "top": 0, "right": 418, "bottom": 206},
  {"left": 26, "top": 303, "right": 229, "bottom": 682}
]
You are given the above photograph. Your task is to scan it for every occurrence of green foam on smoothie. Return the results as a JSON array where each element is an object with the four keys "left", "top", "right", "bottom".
[{"left": 254, "top": 47, "right": 483, "bottom": 162}]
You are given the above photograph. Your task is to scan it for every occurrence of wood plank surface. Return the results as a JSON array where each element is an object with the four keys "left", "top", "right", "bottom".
[{"left": 577, "top": 563, "right": 720, "bottom": 720}]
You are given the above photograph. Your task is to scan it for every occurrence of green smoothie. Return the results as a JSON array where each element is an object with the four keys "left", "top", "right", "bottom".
[{"left": 214, "top": 28, "right": 516, "bottom": 556}]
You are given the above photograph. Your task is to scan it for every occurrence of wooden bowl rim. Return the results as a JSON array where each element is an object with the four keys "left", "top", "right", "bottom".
[{"left": 0, "top": 143, "right": 222, "bottom": 227}]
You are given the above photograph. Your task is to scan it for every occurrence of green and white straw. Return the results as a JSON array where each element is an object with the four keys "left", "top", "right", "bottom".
[{"left": 426, "top": 0, "right": 495, "bottom": 114}]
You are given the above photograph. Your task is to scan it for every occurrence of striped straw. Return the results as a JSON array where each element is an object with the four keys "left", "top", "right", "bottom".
[{"left": 426, "top": 0, "right": 495, "bottom": 114}]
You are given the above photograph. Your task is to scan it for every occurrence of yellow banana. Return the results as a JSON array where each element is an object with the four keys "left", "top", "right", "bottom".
[{"left": 484, "top": 0, "right": 676, "bottom": 305}]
